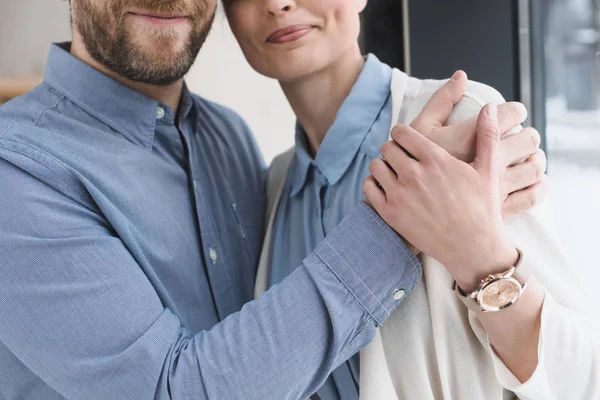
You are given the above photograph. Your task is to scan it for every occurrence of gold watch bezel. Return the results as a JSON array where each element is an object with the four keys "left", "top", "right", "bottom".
[{"left": 474, "top": 276, "right": 524, "bottom": 312}]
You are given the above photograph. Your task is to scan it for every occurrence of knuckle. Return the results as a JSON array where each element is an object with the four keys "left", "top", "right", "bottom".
[
  {"left": 527, "top": 159, "right": 542, "bottom": 182},
  {"left": 431, "top": 147, "right": 448, "bottom": 164},
  {"left": 369, "top": 159, "right": 378, "bottom": 174},
  {"left": 391, "top": 125, "right": 409, "bottom": 143},
  {"left": 482, "top": 128, "right": 500, "bottom": 143},
  {"left": 401, "top": 166, "right": 421, "bottom": 184},
  {"left": 529, "top": 128, "right": 541, "bottom": 149},
  {"left": 380, "top": 141, "right": 395, "bottom": 157},
  {"left": 369, "top": 158, "right": 385, "bottom": 175},
  {"left": 362, "top": 180, "right": 370, "bottom": 197},
  {"left": 509, "top": 103, "right": 522, "bottom": 124}
]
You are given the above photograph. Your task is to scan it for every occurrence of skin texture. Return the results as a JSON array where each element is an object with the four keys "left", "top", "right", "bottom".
[
  {"left": 70, "top": 0, "right": 216, "bottom": 110},
  {"left": 68, "top": 0, "right": 547, "bottom": 384},
  {"left": 225, "top": 0, "right": 548, "bottom": 382},
  {"left": 365, "top": 105, "right": 545, "bottom": 382},
  {"left": 223, "top": 0, "right": 547, "bottom": 219}
]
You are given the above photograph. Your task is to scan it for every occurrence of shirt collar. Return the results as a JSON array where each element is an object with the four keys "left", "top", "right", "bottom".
[
  {"left": 290, "top": 54, "right": 392, "bottom": 196},
  {"left": 43, "top": 42, "right": 193, "bottom": 149}
]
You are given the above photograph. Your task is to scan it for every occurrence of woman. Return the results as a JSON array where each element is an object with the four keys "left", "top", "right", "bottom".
[{"left": 223, "top": 0, "right": 599, "bottom": 398}]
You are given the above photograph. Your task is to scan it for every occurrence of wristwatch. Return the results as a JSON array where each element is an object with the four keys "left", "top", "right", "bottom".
[{"left": 452, "top": 248, "right": 531, "bottom": 313}]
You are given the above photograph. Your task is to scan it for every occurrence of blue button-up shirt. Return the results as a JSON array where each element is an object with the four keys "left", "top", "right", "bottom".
[
  {"left": 269, "top": 55, "right": 395, "bottom": 400},
  {"left": 0, "top": 44, "right": 421, "bottom": 400}
]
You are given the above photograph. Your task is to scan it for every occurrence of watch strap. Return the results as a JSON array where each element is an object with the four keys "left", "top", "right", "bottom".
[{"left": 453, "top": 248, "right": 529, "bottom": 312}]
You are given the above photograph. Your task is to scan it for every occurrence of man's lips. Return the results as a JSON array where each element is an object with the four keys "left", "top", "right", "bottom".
[
  {"left": 129, "top": 11, "right": 189, "bottom": 25},
  {"left": 267, "top": 25, "right": 315, "bottom": 44}
]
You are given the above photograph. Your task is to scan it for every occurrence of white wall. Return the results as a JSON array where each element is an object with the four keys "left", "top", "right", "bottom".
[
  {"left": 186, "top": 7, "right": 295, "bottom": 162},
  {"left": 0, "top": 0, "right": 71, "bottom": 76}
]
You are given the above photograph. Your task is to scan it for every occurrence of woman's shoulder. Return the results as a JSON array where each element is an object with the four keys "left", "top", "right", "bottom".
[
  {"left": 396, "top": 70, "right": 508, "bottom": 124},
  {"left": 265, "top": 147, "right": 295, "bottom": 210},
  {"left": 410, "top": 75, "right": 506, "bottom": 104}
]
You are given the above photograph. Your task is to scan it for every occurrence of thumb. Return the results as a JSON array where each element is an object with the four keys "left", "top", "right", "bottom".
[
  {"left": 473, "top": 104, "right": 501, "bottom": 176},
  {"left": 410, "top": 70, "right": 467, "bottom": 133}
]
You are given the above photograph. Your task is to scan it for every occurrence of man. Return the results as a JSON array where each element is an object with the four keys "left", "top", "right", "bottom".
[{"left": 0, "top": 0, "right": 543, "bottom": 399}]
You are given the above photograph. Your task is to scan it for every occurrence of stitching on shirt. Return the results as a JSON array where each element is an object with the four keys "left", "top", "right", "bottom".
[
  {"left": 45, "top": 76, "right": 156, "bottom": 149},
  {"left": 0, "top": 139, "right": 89, "bottom": 200},
  {"left": 0, "top": 122, "right": 15, "bottom": 140},
  {"left": 319, "top": 241, "right": 391, "bottom": 319},
  {"left": 362, "top": 205, "right": 422, "bottom": 303},
  {"left": 33, "top": 93, "right": 65, "bottom": 127}
]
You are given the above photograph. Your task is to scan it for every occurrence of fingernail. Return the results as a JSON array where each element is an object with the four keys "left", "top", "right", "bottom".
[
  {"left": 451, "top": 70, "right": 463, "bottom": 80},
  {"left": 487, "top": 104, "right": 497, "bottom": 121}
]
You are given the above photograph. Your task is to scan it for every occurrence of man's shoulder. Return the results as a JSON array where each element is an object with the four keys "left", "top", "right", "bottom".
[{"left": 0, "top": 87, "right": 92, "bottom": 202}]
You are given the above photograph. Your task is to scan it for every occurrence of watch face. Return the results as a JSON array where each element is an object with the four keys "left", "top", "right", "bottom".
[{"left": 479, "top": 278, "right": 521, "bottom": 312}]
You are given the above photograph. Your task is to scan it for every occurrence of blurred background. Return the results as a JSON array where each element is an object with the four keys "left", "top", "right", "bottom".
[{"left": 1, "top": 0, "right": 599, "bottom": 306}]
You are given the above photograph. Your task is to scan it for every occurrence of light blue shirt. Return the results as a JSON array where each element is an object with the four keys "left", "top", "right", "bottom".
[
  {"left": 269, "top": 54, "right": 396, "bottom": 400},
  {"left": 0, "top": 44, "right": 421, "bottom": 399}
]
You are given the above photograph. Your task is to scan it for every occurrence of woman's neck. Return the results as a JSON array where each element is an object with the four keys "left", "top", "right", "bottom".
[{"left": 280, "top": 46, "right": 366, "bottom": 156}]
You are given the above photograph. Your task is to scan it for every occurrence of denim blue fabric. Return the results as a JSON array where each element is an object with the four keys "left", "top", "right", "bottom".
[
  {"left": 269, "top": 54, "right": 396, "bottom": 399},
  {"left": 0, "top": 44, "right": 421, "bottom": 400}
]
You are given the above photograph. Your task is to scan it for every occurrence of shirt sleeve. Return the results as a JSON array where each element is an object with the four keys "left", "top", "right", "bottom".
[{"left": 0, "top": 156, "right": 421, "bottom": 400}]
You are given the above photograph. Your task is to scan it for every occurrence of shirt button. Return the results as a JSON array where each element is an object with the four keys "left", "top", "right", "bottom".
[
  {"left": 393, "top": 289, "right": 406, "bottom": 301},
  {"left": 209, "top": 248, "right": 218, "bottom": 262},
  {"left": 156, "top": 107, "right": 165, "bottom": 119}
]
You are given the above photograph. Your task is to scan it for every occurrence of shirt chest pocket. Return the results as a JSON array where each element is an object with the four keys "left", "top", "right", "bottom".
[{"left": 231, "top": 201, "right": 264, "bottom": 269}]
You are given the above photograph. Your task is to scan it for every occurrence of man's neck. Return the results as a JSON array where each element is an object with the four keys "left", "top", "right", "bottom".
[
  {"left": 280, "top": 46, "right": 366, "bottom": 156},
  {"left": 70, "top": 36, "right": 184, "bottom": 113}
]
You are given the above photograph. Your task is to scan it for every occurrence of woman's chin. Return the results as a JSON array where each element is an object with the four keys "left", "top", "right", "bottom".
[{"left": 255, "top": 62, "right": 325, "bottom": 83}]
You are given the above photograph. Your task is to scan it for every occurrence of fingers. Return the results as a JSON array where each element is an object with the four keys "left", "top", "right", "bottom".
[
  {"left": 500, "top": 149, "right": 547, "bottom": 197},
  {"left": 369, "top": 158, "right": 397, "bottom": 189},
  {"left": 363, "top": 176, "right": 387, "bottom": 211},
  {"left": 472, "top": 104, "right": 501, "bottom": 176},
  {"left": 389, "top": 124, "right": 444, "bottom": 165},
  {"left": 457, "top": 102, "right": 527, "bottom": 142},
  {"left": 499, "top": 127, "right": 541, "bottom": 167},
  {"left": 502, "top": 175, "right": 549, "bottom": 220},
  {"left": 411, "top": 70, "right": 468, "bottom": 132},
  {"left": 497, "top": 102, "right": 528, "bottom": 134}
]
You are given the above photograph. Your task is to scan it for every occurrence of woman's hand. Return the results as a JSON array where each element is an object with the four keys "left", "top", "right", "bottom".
[
  {"left": 365, "top": 104, "right": 518, "bottom": 291},
  {"left": 406, "top": 71, "right": 547, "bottom": 220}
]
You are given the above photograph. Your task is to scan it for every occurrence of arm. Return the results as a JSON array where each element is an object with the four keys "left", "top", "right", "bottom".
[
  {"left": 442, "top": 83, "right": 599, "bottom": 398},
  {"left": 367, "top": 101, "right": 600, "bottom": 399},
  {"left": 0, "top": 155, "right": 420, "bottom": 400}
]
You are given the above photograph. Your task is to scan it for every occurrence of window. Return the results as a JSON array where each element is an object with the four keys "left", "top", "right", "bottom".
[
  {"left": 363, "top": 0, "right": 600, "bottom": 306},
  {"left": 543, "top": 0, "right": 600, "bottom": 303}
]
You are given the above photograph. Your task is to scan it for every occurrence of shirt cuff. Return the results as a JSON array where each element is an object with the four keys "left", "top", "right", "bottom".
[
  {"left": 489, "top": 288, "right": 552, "bottom": 398},
  {"left": 308, "top": 202, "right": 422, "bottom": 326}
]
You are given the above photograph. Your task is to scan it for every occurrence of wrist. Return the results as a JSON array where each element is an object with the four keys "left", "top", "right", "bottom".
[{"left": 453, "top": 243, "right": 519, "bottom": 293}]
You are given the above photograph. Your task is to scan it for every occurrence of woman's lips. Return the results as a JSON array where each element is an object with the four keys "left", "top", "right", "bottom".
[{"left": 267, "top": 25, "right": 315, "bottom": 44}]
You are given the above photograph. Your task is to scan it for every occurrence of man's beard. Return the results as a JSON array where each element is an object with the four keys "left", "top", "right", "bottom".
[{"left": 72, "top": 0, "right": 215, "bottom": 86}]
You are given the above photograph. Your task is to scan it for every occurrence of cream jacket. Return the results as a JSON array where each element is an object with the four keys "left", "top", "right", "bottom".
[{"left": 257, "top": 69, "right": 600, "bottom": 399}]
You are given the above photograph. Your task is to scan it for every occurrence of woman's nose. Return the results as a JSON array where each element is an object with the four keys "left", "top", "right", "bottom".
[{"left": 266, "top": 0, "right": 296, "bottom": 17}]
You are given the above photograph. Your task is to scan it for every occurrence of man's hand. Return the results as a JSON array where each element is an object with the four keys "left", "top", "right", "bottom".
[
  {"left": 365, "top": 104, "right": 518, "bottom": 292},
  {"left": 407, "top": 71, "right": 547, "bottom": 219}
]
